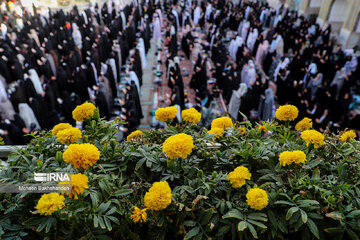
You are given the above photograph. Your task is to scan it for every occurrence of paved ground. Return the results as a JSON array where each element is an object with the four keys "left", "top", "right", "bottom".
[
  {"left": 139, "top": 39, "right": 157, "bottom": 129},
  {"left": 138, "top": 25, "right": 226, "bottom": 128}
]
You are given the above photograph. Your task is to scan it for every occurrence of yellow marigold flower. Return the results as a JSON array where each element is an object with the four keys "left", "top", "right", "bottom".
[
  {"left": 181, "top": 108, "right": 201, "bottom": 124},
  {"left": 340, "top": 130, "right": 357, "bottom": 143},
  {"left": 238, "top": 127, "right": 247, "bottom": 136},
  {"left": 60, "top": 173, "right": 89, "bottom": 199},
  {"left": 279, "top": 150, "right": 307, "bottom": 166},
  {"left": 258, "top": 125, "right": 267, "bottom": 132},
  {"left": 301, "top": 130, "right": 325, "bottom": 148},
  {"left": 144, "top": 181, "right": 172, "bottom": 211},
  {"left": 36, "top": 193, "right": 65, "bottom": 215},
  {"left": 208, "top": 127, "right": 224, "bottom": 139},
  {"left": 56, "top": 127, "right": 82, "bottom": 144},
  {"left": 246, "top": 188, "right": 269, "bottom": 211},
  {"left": 275, "top": 105, "right": 299, "bottom": 121},
  {"left": 295, "top": 117, "right": 313, "bottom": 131},
  {"left": 227, "top": 166, "right": 251, "bottom": 188},
  {"left": 155, "top": 106, "right": 178, "bottom": 122},
  {"left": 63, "top": 143, "right": 100, "bottom": 169},
  {"left": 52, "top": 123, "right": 72, "bottom": 136},
  {"left": 130, "top": 207, "right": 147, "bottom": 223},
  {"left": 127, "top": 130, "right": 143, "bottom": 141},
  {"left": 72, "top": 102, "right": 96, "bottom": 121},
  {"left": 162, "top": 133, "right": 194, "bottom": 159},
  {"left": 211, "top": 117, "right": 233, "bottom": 129}
]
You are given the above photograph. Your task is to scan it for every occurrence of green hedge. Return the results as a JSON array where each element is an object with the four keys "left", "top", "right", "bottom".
[{"left": 0, "top": 108, "right": 359, "bottom": 240}]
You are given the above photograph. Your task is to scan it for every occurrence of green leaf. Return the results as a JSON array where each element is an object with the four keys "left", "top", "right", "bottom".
[
  {"left": 277, "top": 217, "right": 288, "bottom": 234},
  {"left": 99, "top": 180, "right": 111, "bottom": 194},
  {"left": 307, "top": 213, "right": 323, "bottom": 220},
  {"left": 74, "top": 207, "right": 88, "bottom": 213},
  {"left": 247, "top": 223, "right": 258, "bottom": 239},
  {"left": 286, "top": 207, "right": 299, "bottom": 221},
  {"left": 324, "top": 227, "right": 343, "bottom": 234},
  {"left": 258, "top": 182, "right": 270, "bottom": 189},
  {"left": 97, "top": 202, "right": 111, "bottom": 214},
  {"left": 237, "top": 221, "right": 247, "bottom": 231},
  {"left": 297, "top": 200, "right": 320, "bottom": 208},
  {"left": 185, "top": 227, "right": 200, "bottom": 240},
  {"left": 325, "top": 212, "right": 343, "bottom": 222},
  {"left": 103, "top": 216, "right": 112, "bottom": 231},
  {"left": 306, "top": 218, "right": 319, "bottom": 239},
  {"left": 247, "top": 219, "right": 267, "bottom": 229},
  {"left": 94, "top": 215, "right": 99, "bottom": 228},
  {"left": 36, "top": 219, "right": 48, "bottom": 233},
  {"left": 226, "top": 201, "right": 232, "bottom": 209},
  {"left": 56, "top": 151, "right": 62, "bottom": 162},
  {"left": 289, "top": 211, "right": 301, "bottom": 225},
  {"left": 98, "top": 216, "right": 106, "bottom": 229},
  {"left": 183, "top": 220, "right": 196, "bottom": 227},
  {"left": 223, "top": 209, "right": 243, "bottom": 220},
  {"left": 106, "top": 216, "right": 120, "bottom": 225},
  {"left": 247, "top": 213, "right": 267, "bottom": 222},
  {"left": 346, "top": 229, "right": 359, "bottom": 240},
  {"left": 346, "top": 210, "right": 360, "bottom": 219},
  {"left": 113, "top": 189, "right": 133, "bottom": 197},
  {"left": 106, "top": 207, "right": 117, "bottom": 215},
  {"left": 90, "top": 191, "right": 99, "bottom": 207},
  {"left": 294, "top": 217, "right": 304, "bottom": 231},
  {"left": 274, "top": 200, "right": 295, "bottom": 206},
  {"left": 200, "top": 209, "right": 213, "bottom": 225},
  {"left": 300, "top": 209, "right": 308, "bottom": 223},
  {"left": 45, "top": 218, "right": 56, "bottom": 233},
  {"left": 135, "top": 158, "right": 146, "bottom": 170},
  {"left": 216, "top": 225, "right": 230, "bottom": 236},
  {"left": 22, "top": 217, "right": 44, "bottom": 226}
]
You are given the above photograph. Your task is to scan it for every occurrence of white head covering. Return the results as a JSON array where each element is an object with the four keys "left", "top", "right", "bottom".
[
  {"left": 137, "top": 38, "right": 147, "bottom": 69},
  {"left": 129, "top": 71, "right": 141, "bottom": 95},
  {"left": 72, "top": 23, "right": 82, "bottom": 49},
  {"left": 28, "top": 69, "right": 43, "bottom": 94},
  {"left": 18, "top": 103, "right": 41, "bottom": 130}
]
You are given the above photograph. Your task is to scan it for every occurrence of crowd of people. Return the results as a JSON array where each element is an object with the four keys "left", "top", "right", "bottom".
[
  {"left": 0, "top": 0, "right": 152, "bottom": 144},
  {"left": 159, "top": 0, "right": 360, "bottom": 134},
  {"left": 1, "top": 0, "right": 360, "bottom": 145}
]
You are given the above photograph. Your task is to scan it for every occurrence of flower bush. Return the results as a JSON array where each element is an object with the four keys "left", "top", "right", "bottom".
[
  {"left": 162, "top": 133, "right": 194, "bottom": 159},
  {"left": 182, "top": 108, "right": 202, "bottom": 124},
  {"left": 36, "top": 193, "right": 65, "bottom": 216},
  {"left": 155, "top": 106, "right": 178, "bottom": 122},
  {"left": 60, "top": 173, "right": 89, "bottom": 199},
  {"left": 301, "top": 129, "right": 325, "bottom": 148},
  {"left": 63, "top": 143, "right": 100, "bottom": 169},
  {"left": 72, "top": 102, "right": 96, "bottom": 121},
  {"left": 130, "top": 207, "right": 147, "bottom": 223},
  {"left": 127, "top": 130, "right": 143, "bottom": 141},
  {"left": 211, "top": 116, "right": 233, "bottom": 129},
  {"left": 246, "top": 187, "right": 269, "bottom": 211},
  {"left": 0, "top": 104, "right": 360, "bottom": 240},
  {"left": 279, "top": 150, "right": 307, "bottom": 166},
  {"left": 51, "top": 123, "right": 73, "bottom": 135},
  {"left": 340, "top": 130, "right": 357, "bottom": 143},
  {"left": 144, "top": 181, "right": 172, "bottom": 211},
  {"left": 295, "top": 117, "right": 313, "bottom": 131},
  {"left": 275, "top": 104, "right": 299, "bottom": 121},
  {"left": 56, "top": 127, "right": 82, "bottom": 144},
  {"left": 227, "top": 166, "right": 251, "bottom": 188},
  {"left": 208, "top": 127, "right": 224, "bottom": 139}
]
